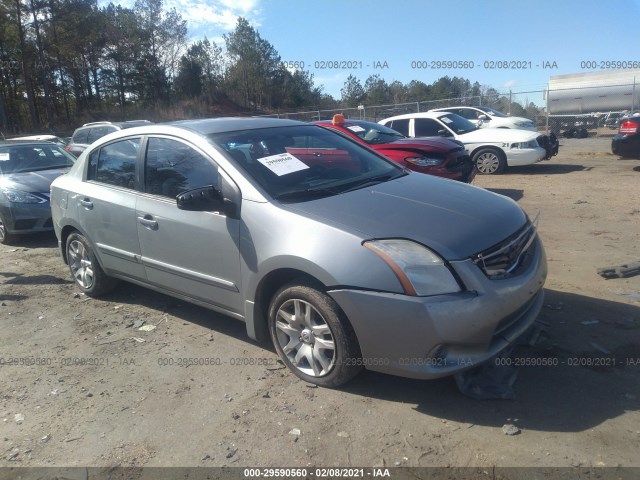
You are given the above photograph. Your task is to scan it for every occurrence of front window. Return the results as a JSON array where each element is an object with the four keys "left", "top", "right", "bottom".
[
  {"left": 0, "top": 145, "right": 75, "bottom": 174},
  {"left": 209, "top": 124, "right": 405, "bottom": 202},
  {"left": 144, "top": 137, "right": 218, "bottom": 199},
  {"left": 436, "top": 114, "right": 478, "bottom": 135}
]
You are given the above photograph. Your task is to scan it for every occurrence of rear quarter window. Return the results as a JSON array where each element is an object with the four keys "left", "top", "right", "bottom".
[{"left": 72, "top": 128, "right": 90, "bottom": 144}]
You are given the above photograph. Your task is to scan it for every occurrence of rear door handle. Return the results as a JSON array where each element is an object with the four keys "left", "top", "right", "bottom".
[
  {"left": 79, "top": 198, "right": 93, "bottom": 209},
  {"left": 138, "top": 215, "right": 158, "bottom": 230}
]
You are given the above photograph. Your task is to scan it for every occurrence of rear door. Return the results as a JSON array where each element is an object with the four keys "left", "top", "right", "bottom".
[
  {"left": 77, "top": 137, "right": 145, "bottom": 280},
  {"left": 136, "top": 136, "right": 243, "bottom": 314}
]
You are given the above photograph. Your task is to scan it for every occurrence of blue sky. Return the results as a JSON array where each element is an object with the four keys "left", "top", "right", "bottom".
[{"left": 156, "top": 0, "right": 640, "bottom": 106}]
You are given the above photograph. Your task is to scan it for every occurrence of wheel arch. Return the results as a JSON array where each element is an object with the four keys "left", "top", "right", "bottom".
[
  {"left": 469, "top": 144, "right": 505, "bottom": 159},
  {"left": 247, "top": 266, "right": 361, "bottom": 355},
  {"left": 59, "top": 222, "right": 104, "bottom": 270},
  {"left": 248, "top": 268, "right": 326, "bottom": 342}
]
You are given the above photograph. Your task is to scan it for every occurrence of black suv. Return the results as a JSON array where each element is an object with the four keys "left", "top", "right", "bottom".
[{"left": 65, "top": 120, "right": 152, "bottom": 157}]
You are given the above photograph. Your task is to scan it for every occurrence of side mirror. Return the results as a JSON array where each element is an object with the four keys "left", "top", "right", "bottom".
[
  {"left": 176, "top": 185, "right": 233, "bottom": 215},
  {"left": 478, "top": 114, "right": 489, "bottom": 121},
  {"left": 437, "top": 129, "right": 452, "bottom": 137}
]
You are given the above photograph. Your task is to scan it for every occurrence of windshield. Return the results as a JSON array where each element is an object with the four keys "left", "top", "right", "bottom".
[
  {"left": 476, "top": 106, "right": 508, "bottom": 118},
  {"left": 0, "top": 144, "right": 75, "bottom": 174},
  {"left": 209, "top": 124, "right": 405, "bottom": 201},
  {"left": 341, "top": 121, "right": 405, "bottom": 145},
  {"left": 436, "top": 114, "right": 478, "bottom": 135}
]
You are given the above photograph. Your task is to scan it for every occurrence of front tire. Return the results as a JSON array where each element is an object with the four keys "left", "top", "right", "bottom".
[
  {"left": 66, "top": 232, "right": 117, "bottom": 297},
  {"left": 268, "top": 283, "right": 362, "bottom": 387},
  {"left": 0, "top": 215, "right": 13, "bottom": 245},
  {"left": 473, "top": 148, "right": 507, "bottom": 175}
]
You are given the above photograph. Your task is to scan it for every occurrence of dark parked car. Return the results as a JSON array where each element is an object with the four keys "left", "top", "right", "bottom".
[
  {"left": 611, "top": 114, "right": 640, "bottom": 158},
  {"left": 0, "top": 140, "right": 75, "bottom": 243},
  {"left": 50, "top": 118, "right": 546, "bottom": 387},
  {"left": 315, "top": 115, "right": 475, "bottom": 183},
  {"left": 66, "top": 120, "right": 152, "bottom": 157}
]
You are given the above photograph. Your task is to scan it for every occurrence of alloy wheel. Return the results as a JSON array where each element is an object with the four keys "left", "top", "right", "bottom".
[
  {"left": 274, "top": 299, "right": 336, "bottom": 377},
  {"left": 68, "top": 239, "right": 95, "bottom": 289}
]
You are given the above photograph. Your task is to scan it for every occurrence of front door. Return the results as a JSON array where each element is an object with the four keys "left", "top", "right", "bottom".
[{"left": 135, "top": 136, "right": 243, "bottom": 314}]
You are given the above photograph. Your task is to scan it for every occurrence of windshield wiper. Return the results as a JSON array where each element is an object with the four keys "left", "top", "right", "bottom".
[
  {"left": 274, "top": 186, "right": 339, "bottom": 202},
  {"left": 341, "top": 172, "right": 406, "bottom": 193}
]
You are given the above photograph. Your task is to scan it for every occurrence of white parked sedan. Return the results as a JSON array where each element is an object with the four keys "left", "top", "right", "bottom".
[
  {"left": 430, "top": 106, "right": 536, "bottom": 131},
  {"left": 380, "top": 112, "right": 551, "bottom": 174}
]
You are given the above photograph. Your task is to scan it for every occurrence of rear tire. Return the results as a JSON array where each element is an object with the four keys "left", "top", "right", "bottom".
[
  {"left": 473, "top": 148, "right": 507, "bottom": 175},
  {"left": 66, "top": 232, "right": 117, "bottom": 297},
  {"left": 268, "top": 283, "right": 362, "bottom": 387}
]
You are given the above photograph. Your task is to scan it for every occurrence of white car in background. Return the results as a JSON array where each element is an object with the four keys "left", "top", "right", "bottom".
[
  {"left": 430, "top": 106, "right": 536, "bottom": 131},
  {"left": 380, "top": 112, "right": 552, "bottom": 175}
]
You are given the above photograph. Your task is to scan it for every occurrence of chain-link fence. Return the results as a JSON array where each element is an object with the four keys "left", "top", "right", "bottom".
[{"left": 261, "top": 81, "right": 639, "bottom": 137}]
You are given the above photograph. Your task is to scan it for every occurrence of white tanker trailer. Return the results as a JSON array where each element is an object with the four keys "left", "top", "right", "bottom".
[{"left": 545, "top": 70, "right": 639, "bottom": 135}]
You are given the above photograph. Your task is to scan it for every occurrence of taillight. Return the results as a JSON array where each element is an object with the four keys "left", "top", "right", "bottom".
[
  {"left": 65, "top": 145, "right": 71, "bottom": 151},
  {"left": 619, "top": 120, "right": 638, "bottom": 135}
]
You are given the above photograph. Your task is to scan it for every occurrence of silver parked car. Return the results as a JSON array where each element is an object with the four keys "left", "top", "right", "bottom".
[{"left": 50, "top": 118, "right": 547, "bottom": 387}]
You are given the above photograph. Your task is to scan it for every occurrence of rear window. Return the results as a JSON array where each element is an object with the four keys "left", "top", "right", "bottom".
[
  {"left": 87, "top": 138, "right": 141, "bottom": 189},
  {"left": 87, "top": 126, "right": 116, "bottom": 143},
  {"left": 72, "top": 128, "right": 90, "bottom": 144}
]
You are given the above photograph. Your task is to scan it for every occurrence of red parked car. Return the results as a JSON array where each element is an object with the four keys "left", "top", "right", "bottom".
[{"left": 315, "top": 115, "right": 475, "bottom": 183}]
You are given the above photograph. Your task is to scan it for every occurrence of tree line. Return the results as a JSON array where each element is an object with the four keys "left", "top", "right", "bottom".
[{"left": 0, "top": 0, "right": 540, "bottom": 135}]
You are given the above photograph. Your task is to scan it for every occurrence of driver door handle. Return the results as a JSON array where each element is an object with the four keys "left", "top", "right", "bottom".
[
  {"left": 138, "top": 215, "right": 158, "bottom": 230},
  {"left": 79, "top": 198, "right": 93, "bottom": 209}
]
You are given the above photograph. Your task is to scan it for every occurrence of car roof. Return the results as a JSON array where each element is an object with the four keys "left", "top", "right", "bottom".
[
  {"left": 0, "top": 140, "right": 59, "bottom": 146},
  {"left": 167, "top": 117, "right": 306, "bottom": 135},
  {"left": 314, "top": 119, "right": 376, "bottom": 127},
  {"left": 382, "top": 112, "right": 443, "bottom": 120}
]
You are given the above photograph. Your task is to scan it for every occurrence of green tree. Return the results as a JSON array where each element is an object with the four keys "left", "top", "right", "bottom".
[
  {"left": 340, "top": 74, "right": 364, "bottom": 107},
  {"left": 363, "top": 74, "right": 389, "bottom": 105},
  {"left": 224, "top": 17, "right": 285, "bottom": 110}
]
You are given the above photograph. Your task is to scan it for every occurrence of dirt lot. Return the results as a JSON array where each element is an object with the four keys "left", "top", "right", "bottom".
[{"left": 1, "top": 136, "right": 639, "bottom": 469}]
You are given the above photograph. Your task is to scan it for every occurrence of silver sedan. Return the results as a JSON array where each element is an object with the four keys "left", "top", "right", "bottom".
[{"left": 50, "top": 118, "right": 546, "bottom": 387}]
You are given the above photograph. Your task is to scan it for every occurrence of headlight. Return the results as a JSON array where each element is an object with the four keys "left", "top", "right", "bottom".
[
  {"left": 1, "top": 188, "right": 47, "bottom": 204},
  {"left": 405, "top": 156, "right": 443, "bottom": 167},
  {"left": 511, "top": 140, "right": 538, "bottom": 149},
  {"left": 363, "top": 239, "right": 461, "bottom": 296}
]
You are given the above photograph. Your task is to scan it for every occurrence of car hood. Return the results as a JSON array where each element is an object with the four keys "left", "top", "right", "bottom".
[
  {"left": 1, "top": 168, "right": 70, "bottom": 193},
  {"left": 380, "top": 137, "right": 461, "bottom": 152},
  {"left": 283, "top": 173, "right": 527, "bottom": 260},
  {"left": 458, "top": 128, "right": 538, "bottom": 143}
]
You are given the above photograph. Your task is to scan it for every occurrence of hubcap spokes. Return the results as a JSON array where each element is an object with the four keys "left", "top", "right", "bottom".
[
  {"left": 68, "top": 240, "right": 94, "bottom": 289},
  {"left": 275, "top": 299, "right": 335, "bottom": 377},
  {"left": 477, "top": 153, "right": 500, "bottom": 174}
]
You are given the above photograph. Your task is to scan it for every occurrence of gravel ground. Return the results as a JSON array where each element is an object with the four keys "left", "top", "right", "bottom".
[{"left": 0, "top": 135, "right": 639, "bottom": 469}]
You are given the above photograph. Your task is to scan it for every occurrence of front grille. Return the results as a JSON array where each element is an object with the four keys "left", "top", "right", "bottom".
[
  {"left": 447, "top": 154, "right": 471, "bottom": 169},
  {"left": 473, "top": 214, "right": 539, "bottom": 279}
]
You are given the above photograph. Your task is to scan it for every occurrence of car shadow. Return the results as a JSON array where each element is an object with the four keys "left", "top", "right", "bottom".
[
  {"left": 101, "top": 283, "right": 254, "bottom": 344},
  {"left": 485, "top": 188, "right": 524, "bottom": 202},
  {"left": 0, "top": 294, "right": 28, "bottom": 302},
  {"left": 508, "top": 164, "right": 588, "bottom": 175},
  {"left": 4, "top": 274, "right": 72, "bottom": 285},
  {"left": 97, "top": 284, "right": 640, "bottom": 433},
  {"left": 339, "top": 288, "right": 640, "bottom": 433}
]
